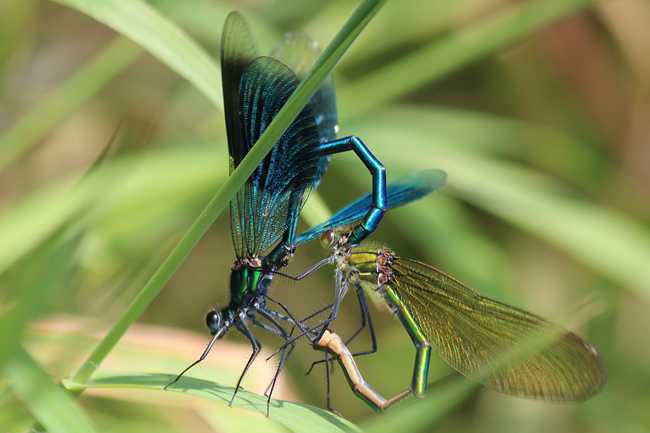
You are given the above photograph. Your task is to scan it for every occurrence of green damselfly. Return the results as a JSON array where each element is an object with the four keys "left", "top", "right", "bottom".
[{"left": 310, "top": 235, "right": 606, "bottom": 413}]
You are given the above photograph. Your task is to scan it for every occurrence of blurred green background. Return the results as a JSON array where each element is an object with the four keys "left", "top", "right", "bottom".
[{"left": 2, "top": 0, "right": 650, "bottom": 432}]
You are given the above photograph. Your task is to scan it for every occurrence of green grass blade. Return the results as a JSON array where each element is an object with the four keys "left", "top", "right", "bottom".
[
  {"left": 51, "top": 0, "right": 223, "bottom": 109},
  {"left": 0, "top": 181, "right": 84, "bottom": 275},
  {"left": 64, "top": 373, "right": 362, "bottom": 433},
  {"left": 5, "top": 346, "right": 98, "bottom": 433},
  {"left": 0, "top": 37, "right": 141, "bottom": 174},
  {"left": 1, "top": 0, "right": 225, "bottom": 175},
  {"left": 448, "top": 155, "right": 650, "bottom": 300},
  {"left": 339, "top": 0, "right": 599, "bottom": 118},
  {"left": 0, "top": 144, "right": 223, "bottom": 276},
  {"left": 0, "top": 226, "right": 82, "bottom": 371}
]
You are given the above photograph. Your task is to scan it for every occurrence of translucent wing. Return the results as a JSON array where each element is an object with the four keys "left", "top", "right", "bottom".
[
  {"left": 295, "top": 170, "right": 446, "bottom": 246},
  {"left": 389, "top": 257, "right": 606, "bottom": 401},
  {"left": 230, "top": 57, "right": 322, "bottom": 258}
]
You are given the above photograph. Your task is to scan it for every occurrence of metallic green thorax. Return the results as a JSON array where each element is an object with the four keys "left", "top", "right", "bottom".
[{"left": 229, "top": 257, "right": 271, "bottom": 304}]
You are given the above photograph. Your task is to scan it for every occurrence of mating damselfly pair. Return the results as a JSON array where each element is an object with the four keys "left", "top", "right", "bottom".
[{"left": 164, "top": 12, "right": 605, "bottom": 416}]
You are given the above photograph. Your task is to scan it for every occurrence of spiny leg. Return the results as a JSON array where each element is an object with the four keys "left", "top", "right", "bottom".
[
  {"left": 264, "top": 295, "right": 307, "bottom": 336},
  {"left": 274, "top": 266, "right": 356, "bottom": 362},
  {"left": 165, "top": 329, "right": 222, "bottom": 390},
  {"left": 343, "top": 280, "right": 377, "bottom": 352},
  {"left": 314, "top": 262, "right": 349, "bottom": 341},
  {"left": 323, "top": 351, "right": 343, "bottom": 417},
  {"left": 231, "top": 318, "right": 261, "bottom": 406},
  {"left": 299, "top": 302, "right": 334, "bottom": 324},
  {"left": 307, "top": 280, "right": 378, "bottom": 373},
  {"left": 265, "top": 341, "right": 296, "bottom": 416},
  {"left": 263, "top": 302, "right": 336, "bottom": 363},
  {"left": 255, "top": 307, "right": 298, "bottom": 416}
]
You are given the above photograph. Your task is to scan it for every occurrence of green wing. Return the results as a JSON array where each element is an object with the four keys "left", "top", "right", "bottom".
[{"left": 390, "top": 257, "right": 606, "bottom": 402}]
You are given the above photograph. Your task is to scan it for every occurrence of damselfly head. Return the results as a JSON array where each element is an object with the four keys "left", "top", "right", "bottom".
[
  {"left": 206, "top": 308, "right": 235, "bottom": 336},
  {"left": 320, "top": 229, "right": 352, "bottom": 251}
]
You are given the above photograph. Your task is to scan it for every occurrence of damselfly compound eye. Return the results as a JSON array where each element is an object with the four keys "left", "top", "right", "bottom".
[
  {"left": 205, "top": 311, "right": 222, "bottom": 333},
  {"left": 320, "top": 229, "right": 335, "bottom": 249}
]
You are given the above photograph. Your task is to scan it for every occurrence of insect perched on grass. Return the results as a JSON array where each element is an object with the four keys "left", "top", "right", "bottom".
[{"left": 165, "top": 12, "right": 446, "bottom": 414}]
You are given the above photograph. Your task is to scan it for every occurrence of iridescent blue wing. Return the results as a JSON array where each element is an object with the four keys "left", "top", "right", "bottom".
[
  {"left": 270, "top": 32, "right": 337, "bottom": 186},
  {"left": 223, "top": 15, "right": 341, "bottom": 258},
  {"left": 295, "top": 170, "right": 447, "bottom": 246},
  {"left": 221, "top": 12, "right": 258, "bottom": 174},
  {"left": 230, "top": 56, "right": 323, "bottom": 258}
]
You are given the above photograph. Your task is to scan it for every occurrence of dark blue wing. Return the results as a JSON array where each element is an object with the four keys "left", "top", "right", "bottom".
[
  {"left": 270, "top": 32, "right": 337, "bottom": 186},
  {"left": 294, "top": 170, "right": 447, "bottom": 246},
  {"left": 221, "top": 12, "right": 258, "bottom": 174},
  {"left": 230, "top": 57, "right": 323, "bottom": 258},
  {"left": 222, "top": 14, "right": 341, "bottom": 258}
]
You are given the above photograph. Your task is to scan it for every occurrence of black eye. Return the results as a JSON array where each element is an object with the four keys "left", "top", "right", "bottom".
[
  {"left": 206, "top": 311, "right": 222, "bottom": 333},
  {"left": 320, "top": 229, "right": 335, "bottom": 249}
]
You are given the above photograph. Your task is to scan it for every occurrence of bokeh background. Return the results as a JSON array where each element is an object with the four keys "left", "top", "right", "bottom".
[{"left": 2, "top": 0, "right": 650, "bottom": 432}]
